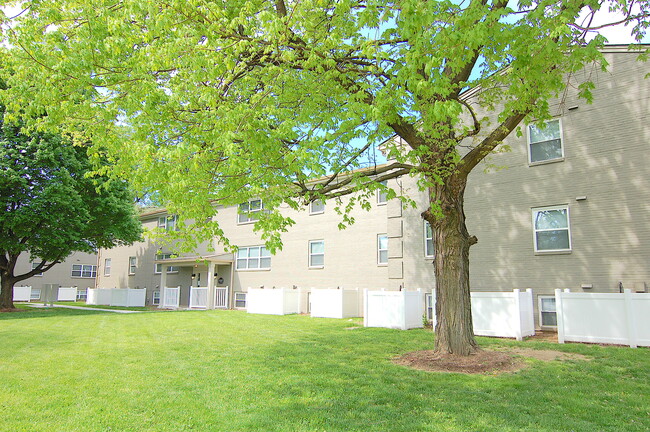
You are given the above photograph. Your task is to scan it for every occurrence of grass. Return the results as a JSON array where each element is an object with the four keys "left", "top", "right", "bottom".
[{"left": 1, "top": 308, "right": 648, "bottom": 432}]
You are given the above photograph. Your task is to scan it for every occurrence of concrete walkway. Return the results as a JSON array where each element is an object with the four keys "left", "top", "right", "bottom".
[{"left": 26, "top": 304, "right": 142, "bottom": 314}]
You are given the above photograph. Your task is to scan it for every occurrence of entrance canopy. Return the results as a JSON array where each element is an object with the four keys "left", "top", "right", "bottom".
[{"left": 154, "top": 253, "right": 234, "bottom": 267}]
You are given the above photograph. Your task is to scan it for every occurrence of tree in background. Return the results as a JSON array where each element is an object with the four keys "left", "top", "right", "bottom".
[
  {"left": 0, "top": 1, "right": 648, "bottom": 352},
  {"left": 0, "top": 111, "right": 142, "bottom": 309}
]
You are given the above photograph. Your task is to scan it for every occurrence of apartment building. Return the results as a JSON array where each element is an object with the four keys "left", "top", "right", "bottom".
[{"left": 97, "top": 46, "right": 650, "bottom": 328}]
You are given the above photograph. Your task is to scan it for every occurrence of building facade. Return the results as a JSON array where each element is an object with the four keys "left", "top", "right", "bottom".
[{"left": 97, "top": 46, "right": 650, "bottom": 328}]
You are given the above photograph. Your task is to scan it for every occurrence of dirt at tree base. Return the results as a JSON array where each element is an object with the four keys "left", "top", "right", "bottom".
[{"left": 394, "top": 348, "right": 589, "bottom": 374}]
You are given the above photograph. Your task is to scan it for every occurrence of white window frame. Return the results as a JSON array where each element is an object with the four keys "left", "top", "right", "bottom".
[
  {"left": 377, "top": 234, "right": 388, "bottom": 265},
  {"left": 158, "top": 215, "right": 178, "bottom": 231},
  {"left": 104, "top": 258, "right": 111, "bottom": 276},
  {"left": 424, "top": 221, "right": 434, "bottom": 258},
  {"left": 308, "top": 240, "right": 325, "bottom": 268},
  {"left": 154, "top": 253, "right": 179, "bottom": 274},
  {"left": 30, "top": 288, "right": 41, "bottom": 300},
  {"left": 237, "top": 199, "right": 263, "bottom": 224},
  {"left": 309, "top": 199, "right": 325, "bottom": 215},
  {"left": 235, "top": 246, "right": 271, "bottom": 271},
  {"left": 377, "top": 180, "right": 388, "bottom": 205},
  {"left": 538, "top": 295, "right": 557, "bottom": 327},
  {"left": 31, "top": 262, "right": 43, "bottom": 277},
  {"left": 71, "top": 264, "right": 97, "bottom": 278},
  {"left": 425, "top": 292, "right": 434, "bottom": 321},
  {"left": 527, "top": 119, "right": 564, "bottom": 165},
  {"left": 128, "top": 256, "right": 137, "bottom": 275},
  {"left": 76, "top": 289, "right": 87, "bottom": 301},
  {"left": 234, "top": 292, "right": 247, "bottom": 309},
  {"left": 152, "top": 290, "right": 161, "bottom": 306},
  {"left": 532, "top": 205, "right": 572, "bottom": 253}
]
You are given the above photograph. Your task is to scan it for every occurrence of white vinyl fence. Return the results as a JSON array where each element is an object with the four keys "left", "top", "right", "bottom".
[
  {"left": 87, "top": 288, "right": 146, "bottom": 307},
  {"left": 310, "top": 288, "right": 360, "bottom": 319},
  {"left": 12, "top": 286, "right": 32, "bottom": 302},
  {"left": 364, "top": 290, "right": 424, "bottom": 330},
  {"left": 247, "top": 287, "right": 302, "bottom": 315},
  {"left": 189, "top": 286, "right": 208, "bottom": 309},
  {"left": 556, "top": 289, "right": 650, "bottom": 348},
  {"left": 162, "top": 286, "right": 181, "bottom": 308},
  {"left": 429, "top": 289, "right": 535, "bottom": 340},
  {"left": 57, "top": 287, "right": 78, "bottom": 302}
]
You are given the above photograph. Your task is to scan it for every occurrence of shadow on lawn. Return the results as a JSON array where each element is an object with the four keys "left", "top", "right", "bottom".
[{"left": 0, "top": 304, "right": 120, "bottom": 321}]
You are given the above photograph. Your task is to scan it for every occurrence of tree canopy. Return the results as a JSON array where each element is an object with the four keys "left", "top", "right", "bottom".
[
  {"left": 0, "top": 110, "right": 143, "bottom": 309},
  {"left": 0, "top": 0, "right": 647, "bottom": 351}
]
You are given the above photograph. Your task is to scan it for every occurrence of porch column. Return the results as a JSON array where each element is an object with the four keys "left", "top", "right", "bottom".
[
  {"left": 207, "top": 261, "right": 215, "bottom": 309},
  {"left": 159, "top": 266, "right": 168, "bottom": 308}
]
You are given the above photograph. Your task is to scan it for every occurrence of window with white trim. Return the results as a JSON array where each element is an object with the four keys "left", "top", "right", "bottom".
[
  {"left": 424, "top": 221, "right": 434, "bottom": 258},
  {"left": 235, "top": 292, "right": 247, "bottom": 308},
  {"left": 310, "top": 199, "right": 325, "bottom": 215},
  {"left": 425, "top": 292, "right": 434, "bottom": 321},
  {"left": 377, "top": 234, "right": 388, "bottom": 265},
  {"left": 104, "top": 258, "right": 111, "bottom": 276},
  {"left": 236, "top": 246, "right": 271, "bottom": 270},
  {"left": 76, "top": 290, "right": 87, "bottom": 301},
  {"left": 155, "top": 253, "right": 179, "bottom": 274},
  {"left": 128, "top": 257, "right": 137, "bottom": 275},
  {"left": 532, "top": 205, "right": 571, "bottom": 252},
  {"left": 31, "top": 262, "right": 43, "bottom": 276},
  {"left": 152, "top": 290, "right": 161, "bottom": 305},
  {"left": 377, "top": 180, "right": 388, "bottom": 205},
  {"left": 308, "top": 240, "right": 325, "bottom": 268},
  {"left": 528, "top": 119, "right": 563, "bottom": 164},
  {"left": 71, "top": 264, "right": 97, "bottom": 278},
  {"left": 238, "top": 199, "right": 263, "bottom": 224},
  {"left": 30, "top": 288, "right": 41, "bottom": 300},
  {"left": 158, "top": 215, "right": 178, "bottom": 231},
  {"left": 539, "top": 296, "right": 557, "bottom": 327}
]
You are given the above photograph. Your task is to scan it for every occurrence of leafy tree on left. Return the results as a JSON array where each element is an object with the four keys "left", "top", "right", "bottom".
[{"left": 0, "top": 108, "right": 142, "bottom": 309}]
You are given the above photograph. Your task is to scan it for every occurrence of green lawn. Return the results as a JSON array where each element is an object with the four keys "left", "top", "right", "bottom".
[{"left": 1, "top": 307, "right": 648, "bottom": 432}]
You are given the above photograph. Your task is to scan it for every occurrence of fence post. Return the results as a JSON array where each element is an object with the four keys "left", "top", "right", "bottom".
[
  {"left": 623, "top": 289, "right": 638, "bottom": 348},
  {"left": 555, "top": 289, "right": 565, "bottom": 344},
  {"left": 363, "top": 289, "right": 368, "bottom": 327},
  {"left": 512, "top": 289, "right": 522, "bottom": 341}
]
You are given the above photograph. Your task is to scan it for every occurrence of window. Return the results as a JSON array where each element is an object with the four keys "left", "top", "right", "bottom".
[
  {"left": 152, "top": 291, "right": 161, "bottom": 306},
  {"left": 104, "top": 258, "right": 111, "bottom": 276},
  {"left": 528, "top": 119, "right": 563, "bottom": 164},
  {"left": 424, "top": 221, "right": 434, "bottom": 258},
  {"left": 30, "top": 288, "right": 41, "bottom": 300},
  {"left": 158, "top": 215, "right": 177, "bottom": 231},
  {"left": 532, "top": 206, "right": 571, "bottom": 252},
  {"left": 236, "top": 246, "right": 271, "bottom": 270},
  {"left": 128, "top": 257, "right": 137, "bottom": 275},
  {"left": 309, "top": 240, "right": 325, "bottom": 268},
  {"left": 539, "top": 296, "right": 557, "bottom": 327},
  {"left": 425, "top": 293, "right": 434, "bottom": 321},
  {"left": 238, "top": 199, "right": 263, "bottom": 224},
  {"left": 377, "top": 234, "right": 388, "bottom": 265},
  {"left": 155, "top": 253, "right": 179, "bottom": 274},
  {"left": 310, "top": 199, "right": 325, "bottom": 215},
  {"left": 31, "top": 262, "right": 43, "bottom": 276},
  {"left": 235, "top": 292, "right": 247, "bottom": 309},
  {"left": 377, "top": 180, "right": 388, "bottom": 205},
  {"left": 71, "top": 264, "right": 97, "bottom": 278},
  {"left": 76, "top": 290, "right": 87, "bottom": 301}
]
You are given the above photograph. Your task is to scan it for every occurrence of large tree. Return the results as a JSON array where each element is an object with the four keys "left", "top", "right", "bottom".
[
  {"left": 0, "top": 110, "right": 143, "bottom": 309},
  {"left": 0, "top": 1, "right": 648, "bottom": 352}
]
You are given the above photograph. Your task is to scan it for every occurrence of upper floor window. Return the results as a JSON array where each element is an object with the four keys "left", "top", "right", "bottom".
[
  {"left": 158, "top": 215, "right": 178, "bottom": 231},
  {"left": 377, "top": 180, "right": 388, "bottom": 205},
  {"left": 528, "top": 119, "right": 563, "bottom": 164},
  {"left": 236, "top": 246, "right": 271, "bottom": 270},
  {"left": 155, "top": 253, "right": 179, "bottom": 274},
  {"left": 72, "top": 264, "right": 97, "bottom": 278},
  {"left": 31, "top": 262, "right": 43, "bottom": 277},
  {"left": 128, "top": 256, "right": 137, "bottom": 275},
  {"left": 310, "top": 199, "right": 325, "bottom": 215},
  {"left": 104, "top": 258, "right": 111, "bottom": 276},
  {"left": 532, "top": 205, "right": 571, "bottom": 253},
  {"left": 377, "top": 234, "right": 388, "bottom": 265},
  {"left": 424, "top": 221, "right": 434, "bottom": 258},
  {"left": 308, "top": 240, "right": 325, "bottom": 268},
  {"left": 238, "top": 199, "right": 263, "bottom": 224}
]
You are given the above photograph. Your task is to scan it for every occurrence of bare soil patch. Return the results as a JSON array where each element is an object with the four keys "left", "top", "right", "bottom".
[
  {"left": 394, "top": 347, "right": 589, "bottom": 374},
  {"left": 0, "top": 308, "right": 27, "bottom": 313}
]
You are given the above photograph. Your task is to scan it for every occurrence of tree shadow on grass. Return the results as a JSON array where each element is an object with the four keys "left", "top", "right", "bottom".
[{"left": 0, "top": 304, "right": 119, "bottom": 321}]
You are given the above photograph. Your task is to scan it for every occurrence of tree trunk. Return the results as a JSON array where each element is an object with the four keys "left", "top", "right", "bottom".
[
  {"left": 0, "top": 273, "right": 16, "bottom": 310},
  {"left": 427, "top": 174, "right": 479, "bottom": 356}
]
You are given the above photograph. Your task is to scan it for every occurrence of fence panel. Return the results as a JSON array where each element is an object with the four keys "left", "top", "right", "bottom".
[
  {"left": 13, "top": 286, "right": 32, "bottom": 302},
  {"left": 311, "top": 288, "right": 360, "bottom": 319},
  {"left": 556, "top": 289, "right": 650, "bottom": 348},
  {"left": 190, "top": 287, "right": 208, "bottom": 309},
  {"left": 214, "top": 287, "right": 228, "bottom": 309},
  {"left": 364, "top": 290, "right": 424, "bottom": 330},
  {"left": 247, "top": 288, "right": 301, "bottom": 315},
  {"left": 162, "top": 286, "right": 180, "bottom": 308}
]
